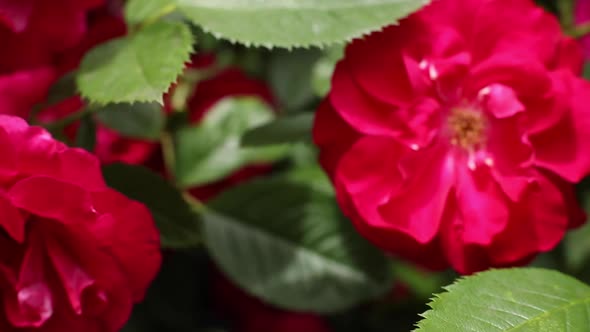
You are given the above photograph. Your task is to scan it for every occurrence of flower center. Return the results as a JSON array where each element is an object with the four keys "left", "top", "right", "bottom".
[{"left": 447, "top": 107, "right": 486, "bottom": 150}]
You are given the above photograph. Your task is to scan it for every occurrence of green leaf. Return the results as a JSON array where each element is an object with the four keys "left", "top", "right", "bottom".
[
  {"left": 203, "top": 177, "right": 393, "bottom": 313},
  {"left": 125, "top": 0, "right": 176, "bottom": 25},
  {"left": 312, "top": 46, "right": 344, "bottom": 97},
  {"left": 78, "top": 21, "right": 193, "bottom": 104},
  {"left": 175, "top": 0, "right": 430, "bottom": 48},
  {"left": 565, "top": 222, "right": 590, "bottom": 273},
  {"left": 416, "top": 268, "right": 590, "bottom": 332},
  {"left": 284, "top": 164, "right": 334, "bottom": 195},
  {"left": 584, "top": 62, "right": 590, "bottom": 80},
  {"left": 95, "top": 102, "right": 165, "bottom": 140},
  {"left": 268, "top": 49, "right": 321, "bottom": 111},
  {"left": 45, "top": 71, "right": 78, "bottom": 106},
  {"left": 241, "top": 113, "right": 314, "bottom": 147},
  {"left": 174, "top": 97, "right": 290, "bottom": 188},
  {"left": 564, "top": 183, "right": 590, "bottom": 273},
  {"left": 102, "top": 163, "right": 201, "bottom": 248},
  {"left": 75, "top": 115, "right": 96, "bottom": 152},
  {"left": 391, "top": 262, "right": 450, "bottom": 300}
]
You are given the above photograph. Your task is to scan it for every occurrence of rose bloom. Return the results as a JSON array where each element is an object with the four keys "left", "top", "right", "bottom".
[
  {"left": 314, "top": 0, "right": 590, "bottom": 274},
  {"left": 576, "top": 0, "right": 590, "bottom": 58},
  {"left": 0, "top": 0, "right": 104, "bottom": 118},
  {"left": 0, "top": 115, "right": 161, "bottom": 331}
]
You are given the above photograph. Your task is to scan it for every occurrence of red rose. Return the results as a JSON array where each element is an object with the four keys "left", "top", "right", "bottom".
[
  {"left": 0, "top": 0, "right": 104, "bottom": 118},
  {"left": 39, "top": 97, "right": 158, "bottom": 166},
  {"left": 0, "top": 68, "right": 55, "bottom": 118},
  {"left": 213, "top": 271, "right": 331, "bottom": 332},
  {"left": 0, "top": 115, "right": 161, "bottom": 331},
  {"left": 576, "top": 0, "right": 590, "bottom": 58},
  {"left": 314, "top": 0, "right": 590, "bottom": 274},
  {"left": 0, "top": 0, "right": 103, "bottom": 61}
]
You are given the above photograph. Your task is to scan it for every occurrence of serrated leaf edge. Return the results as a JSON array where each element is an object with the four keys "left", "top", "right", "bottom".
[
  {"left": 178, "top": 0, "right": 430, "bottom": 49},
  {"left": 413, "top": 268, "right": 590, "bottom": 331},
  {"left": 77, "top": 21, "right": 195, "bottom": 105}
]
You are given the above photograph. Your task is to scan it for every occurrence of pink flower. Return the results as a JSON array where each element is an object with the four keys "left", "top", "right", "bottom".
[
  {"left": 0, "top": 115, "right": 161, "bottom": 331},
  {"left": 314, "top": 0, "right": 590, "bottom": 274}
]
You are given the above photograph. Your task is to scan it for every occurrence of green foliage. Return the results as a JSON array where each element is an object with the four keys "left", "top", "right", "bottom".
[
  {"left": 102, "top": 164, "right": 201, "bottom": 248},
  {"left": 565, "top": 222, "right": 590, "bottom": 274},
  {"left": 241, "top": 113, "right": 314, "bottom": 147},
  {"left": 95, "top": 102, "right": 165, "bottom": 140},
  {"left": 416, "top": 268, "right": 590, "bottom": 331},
  {"left": 75, "top": 115, "right": 97, "bottom": 152},
  {"left": 174, "top": 97, "right": 290, "bottom": 188},
  {"left": 564, "top": 182, "right": 590, "bottom": 275},
  {"left": 78, "top": 21, "right": 193, "bottom": 104},
  {"left": 312, "top": 46, "right": 344, "bottom": 97},
  {"left": 125, "top": 0, "right": 176, "bottom": 25},
  {"left": 174, "top": 0, "right": 431, "bottom": 48},
  {"left": 45, "top": 71, "right": 78, "bottom": 106},
  {"left": 268, "top": 49, "right": 322, "bottom": 111},
  {"left": 203, "top": 176, "right": 393, "bottom": 313},
  {"left": 392, "top": 263, "right": 451, "bottom": 300},
  {"left": 284, "top": 164, "right": 334, "bottom": 195}
]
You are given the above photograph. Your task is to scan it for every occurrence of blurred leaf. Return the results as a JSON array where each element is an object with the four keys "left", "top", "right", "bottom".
[
  {"left": 125, "top": 0, "right": 176, "bottom": 25},
  {"left": 584, "top": 62, "right": 590, "bottom": 80},
  {"left": 268, "top": 49, "right": 321, "bottom": 111},
  {"left": 174, "top": 0, "right": 430, "bottom": 48},
  {"left": 284, "top": 164, "right": 334, "bottom": 195},
  {"left": 565, "top": 223, "right": 590, "bottom": 274},
  {"left": 289, "top": 142, "right": 320, "bottom": 166},
  {"left": 391, "top": 262, "right": 450, "bottom": 300},
  {"left": 102, "top": 163, "right": 201, "bottom": 248},
  {"left": 45, "top": 71, "right": 78, "bottom": 106},
  {"left": 203, "top": 177, "right": 393, "bottom": 313},
  {"left": 312, "top": 46, "right": 344, "bottom": 97},
  {"left": 95, "top": 102, "right": 165, "bottom": 140},
  {"left": 241, "top": 113, "right": 314, "bottom": 147},
  {"left": 75, "top": 115, "right": 96, "bottom": 151},
  {"left": 174, "top": 97, "right": 290, "bottom": 188},
  {"left": 416, "top": 268, "right": 590, "bottom": 331},
  {"left": 78, "top": 21, "right": 193, "bottom": 104},
  {"left": 565, "top": 183, "right": 590, "bottom": 273}
]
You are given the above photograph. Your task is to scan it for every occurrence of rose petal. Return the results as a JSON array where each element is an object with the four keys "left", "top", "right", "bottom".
[
  {"left": 5, "top": 233, "right": 53, "bottom": 328},
  {"left": 9, "top": 176, "right": 96, "bottom": 224},
  {"left": 0, "top": 0, "right": 35, "bottom": 32},
  {"left": 531, "top": 73, "right": 590, "bottom": 182},
  {"left": 454, "top": 165, "right": 509, "bottom": 245},
  {"left": 91, "top": 190, "right": 161, "bottom": 301},
  {"left": 377, "top": 143, "right": 454, "bottom": 244},
  {"left": 489, "top": 173, "right": 570, "bottom": 264},
  {"left": 330, "top": 61, "right": 404, "bottom": 137},
  {"left": 313, "top": 99, "right": 360, "bottom": 175},
  {"left": 0, "top": 193, "right": 25, "bottom": 243}
]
